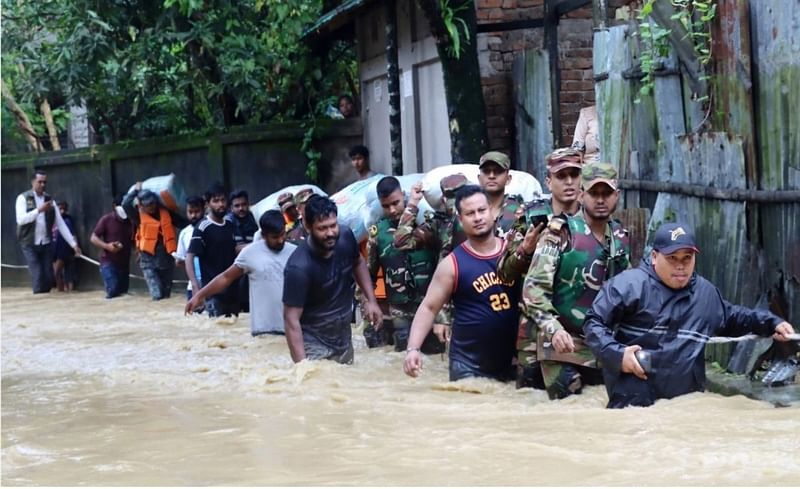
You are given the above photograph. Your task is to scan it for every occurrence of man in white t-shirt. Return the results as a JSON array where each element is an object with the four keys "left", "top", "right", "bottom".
[
  {"left": 174, "top": 196, "right": 206, "bottom": 300},
  {"left": 185, "top": 210, "right": 296, "bottom": 336}
]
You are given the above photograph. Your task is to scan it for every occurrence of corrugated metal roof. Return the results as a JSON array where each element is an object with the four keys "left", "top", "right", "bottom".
[{"left": 303, "top": 0, "right": 378, "bottom": 40}]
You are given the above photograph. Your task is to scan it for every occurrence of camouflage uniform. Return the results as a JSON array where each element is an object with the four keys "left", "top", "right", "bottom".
[
  {"left": 278, "top": 192, "right": 298, "bottom": 234},
  {"left": 366, "top": 215, "right": 444, "bottom": 353},
  {"left": 394, "top": 174, "right": 469, "bottom": 331},
  {"left": 286, "top": 189, "right": 313, "bottom": 244},
  {"left": 519, "top": 162, "right": 631, "bottom": 399},
  {"left": 498, "top": 147, "right": 584, "bottom": 284}
]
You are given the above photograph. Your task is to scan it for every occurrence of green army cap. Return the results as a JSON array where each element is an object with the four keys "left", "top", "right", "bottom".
[
  {"left": 440, "top": 173, "right": 469, "bottom": 198},
  {"left": 546, "top": 147, "right": 583, "bottom": 174},
  {"left": 582, "top": 161, "right": 618, "bottom": 191},
  {"left": 294, "top": 188, "right": 314, "bottom": 205},
  {"left": 479, "top": 151, "right": 511, "bottom": 171}
]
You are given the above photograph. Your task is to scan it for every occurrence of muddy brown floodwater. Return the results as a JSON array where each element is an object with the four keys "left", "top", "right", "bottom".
[{"left": 2, "top": 287, "right": 798, "bottom": 485}]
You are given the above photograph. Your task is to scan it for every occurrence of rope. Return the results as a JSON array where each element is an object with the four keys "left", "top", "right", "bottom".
[
  {"left": 706, "top": 333, "right": 800, "bottom": 344},
  {"left": 2, "top": 255, "right": 189, "bottom": 284}
]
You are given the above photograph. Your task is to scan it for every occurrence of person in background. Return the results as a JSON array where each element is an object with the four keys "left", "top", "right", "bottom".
[
  {"left": 52, "top": 200, "right": 78, "bottom": 292},
  {"left": 283, "top": 195, "right": 382, "bottom": 364},
  {"left": 278, "top": 192, "right": 299, "bottom": 232},
  {"left": 122, "top": 183, "right": 177, "bottom": 300},
  {"left": 15, "top": 169, "right": 82, "bottom": 294},
  {"left": 572, "top": 105, "right": 599, "bottom": 163},
  {"left": 349, "top": 145, "right": 376, "bottom": 181},
  {"left": 338, "top": 94, "right": 356, "bottom": 118},
  {"left": 584, "top": 222, "right": 795, "bottom": 408},
  {"left": 174, "top": 196, "right": 205, "bottom": 301},
  {"left": 286, "top": 189, "right": 314, "bottom": 244},
  {"left": 90, "top": 195, "right": 133, "bottom": 299},
  {"left": 226, "top": 189, "right": 258, "bottom": 313},
  {"left": 187, "top": 210, "right": 297, "bottom": 337},
  {"left": 186, "top": 182, "right": 241, "bottom": 318}
]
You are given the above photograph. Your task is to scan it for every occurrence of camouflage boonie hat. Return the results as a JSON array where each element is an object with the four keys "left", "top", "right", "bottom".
[
  {"left": 582, "top": 161, "right": 618, "bottom": 191},
  {"left": 440, "top": 173, "right": 469, "bottom": 198},
  {"left": 479, "top": 151, "right": 511, "bottom": 171},
  {"left": 546, "top": 147, "right": 583, "bottom": 174},
  {"left": 294, "top": 188, "right": 314, "bottom": 205}
]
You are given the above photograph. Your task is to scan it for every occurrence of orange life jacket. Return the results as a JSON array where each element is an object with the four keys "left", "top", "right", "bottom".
[{"left": 136, "top": 207, "right": 177, "bottom": 255}]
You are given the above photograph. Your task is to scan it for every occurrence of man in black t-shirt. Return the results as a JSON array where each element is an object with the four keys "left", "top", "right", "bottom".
[
  {"left": 283, "top": 195, "right": 382, "bottom": 364},
  {"left": 187, "top": 182, "right": 241, "bottom": 317}
]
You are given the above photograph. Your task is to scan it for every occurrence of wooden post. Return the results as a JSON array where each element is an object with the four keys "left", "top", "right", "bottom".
[
  {"left": 592, "top": 0, "right": 608, "bottom": 30},
  {"left": 385, "top": 0, "right": 402, "bottom": 175},
  {"left": 544, "top": 0, "right": 561, "bottom": 147},
  {"left": 513, "top": 49, "right": 554, "bottom": 185}
]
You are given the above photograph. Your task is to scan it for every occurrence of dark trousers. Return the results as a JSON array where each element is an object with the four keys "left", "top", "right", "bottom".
[
  {"left": 100, "top": 263, "right": 130, "bottom": 298},
  {"left": 141, "top": 266, "right": 173, "bottom": 300},
  {"left": 21, "top": 244, "right": 54, "bottom": 293}
]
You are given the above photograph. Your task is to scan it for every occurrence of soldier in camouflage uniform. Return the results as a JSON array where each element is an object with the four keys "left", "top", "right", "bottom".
[
  {"left": 286, "top": 188, "right": 314, "bottom": 244},
  {"left": 498, "top": 147, "right": 584, "bottom": 284},
  {"left": 393, "top": 174, "right": 469, "bottom": 342},
  {"left": 473, "top": 151, "right": 525, "bottom": 241},
  {"left": 366, "top": 176, "right": 445, "bottom": 352},
  {"left": 278, "top": 192, "right": 300, "bottom": 233},
  {"left": 519, "top": 162, "right": 631, "bottom": 398}
]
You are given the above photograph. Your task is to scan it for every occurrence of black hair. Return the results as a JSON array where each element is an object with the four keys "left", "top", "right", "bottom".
[
  {"left": 186, "top": 195, "right": 205, "bottom": 208},
  {"left": 259, "top": 210, "right": 285, "bottom": 235},
  {"left": 454, "top": 185, "right": 487, "bottom": 213},
  {"left": 32, "top": 168, "right": 46, "bottom": 179},
  {"left": 204, "top": 182, "right": 227, "bottom": 202},
  {"left": 113, "top": 194, "right": 125, "bottom": 207},
  {"left": 348, "top": 145, "right": 369, "bottom": 159},
  {"left": 304, "top": 195, "right": 338, "bottom": 225},
  {"left": 229, "top": 189, "right": 249, "bottom": 203},
  {"left": 376, "top": 176, "right": 401, "bottom": 199},
  {"left": 339, "top": 94, "right": 354, "bottom": 104}
]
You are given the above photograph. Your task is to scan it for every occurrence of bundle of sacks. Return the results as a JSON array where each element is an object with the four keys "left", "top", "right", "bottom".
[
  {"left": 127, "top": 173, "right": 187, "bottom": 214},
  {"left": 419, "top": 164, "right": 542, "bottom": 212},
  {"left": 250, "top": 184, "right": 327, "bottom": 222},
  {"left": 257, "top": 164, "right": 542, "bottom": 243}
]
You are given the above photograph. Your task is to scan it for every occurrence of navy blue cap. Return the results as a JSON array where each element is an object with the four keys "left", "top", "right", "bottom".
[{"left": 653, "top": 222, "right": 700, "bottom": 254}]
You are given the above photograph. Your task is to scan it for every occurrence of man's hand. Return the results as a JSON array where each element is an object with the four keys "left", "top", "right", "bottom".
[
  {"left": 134, "top": 181, "right": 143, "bottom": 191},
  {"left": 621, "top": 345, "right": 647, "bottom": 380},
  {"left": 72, "top": 245, "right": 82, "bottom": 257},
  {"left": 37, "top": 200, "right": 54, "bottom": 213},
  {"left": 364, "top": 299, "right": 383, "bottom": 329},
  {"left": 185, "top": 295, "right": 205, "bottom": 315},
  {"left": 433, "top": 323, "right": 450, "bottom": 343},
  {"left": 403, "top": 350, "right": 423, "bottom": 377},
  {"left": 521, "top": 222, "right": 545, "bottom": 256},
  {"left": 551, "top": 329, "right": 575, "bottom": 353},
  {"left": 409, "top": 181, "right": 424, "bottom": 207},
  {"left": 773, "top": 321, "right": 796, "bottom": 342},
  {"left": 106, "top": 241, "right": 123, "bottom": 253}
]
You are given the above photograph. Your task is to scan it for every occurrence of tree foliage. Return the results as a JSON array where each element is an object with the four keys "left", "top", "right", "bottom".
[{"left": 1, "top": 0, "right": 357, "bottom": 148}]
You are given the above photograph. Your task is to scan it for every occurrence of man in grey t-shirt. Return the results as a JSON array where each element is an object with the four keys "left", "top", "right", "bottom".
[{"left": 185, "top": 210, "right": 296, "bottom": 336}]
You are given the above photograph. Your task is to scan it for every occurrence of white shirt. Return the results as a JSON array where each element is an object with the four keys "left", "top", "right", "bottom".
[
  {"left": 176, "top": 224, "right": 201, "bottom": 291},
  {"left": 15, "top": 192, "right": 77, "bottom": 247},
  {"left": 234, "top": 240, "right": 297, "bottom": 335}
]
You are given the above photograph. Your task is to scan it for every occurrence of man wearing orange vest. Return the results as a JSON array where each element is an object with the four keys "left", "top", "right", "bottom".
[{"left": 122, "top": 183, "right": 177, "bottom": 300}]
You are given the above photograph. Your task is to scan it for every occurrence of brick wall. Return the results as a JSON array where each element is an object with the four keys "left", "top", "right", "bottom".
[{"left": 476, "top": 0, "right": 605, "bottom": 160}]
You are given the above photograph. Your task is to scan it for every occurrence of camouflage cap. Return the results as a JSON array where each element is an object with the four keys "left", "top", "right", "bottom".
[
  {"left": 294, "top": 188, "right": 314, "bottom": 205},
  {"left": 546, "top": 147, "right": 583, "bottom": 174},
  {"left": 581, "top": 161, "right": 618, "bottom": 191},
  {"left": 479, "top": 151, "right": 511, "bottom": 171},
  {"left": 440, "top": 173, "right": 469, "bottom": 197},
  {"left": 277, "top": 192, "right": 294, "bottom": 206}
]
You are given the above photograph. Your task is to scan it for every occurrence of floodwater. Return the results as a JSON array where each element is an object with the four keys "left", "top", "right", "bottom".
[{"left": 2, "top": 287, "right": 798, "bottom": 486}]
